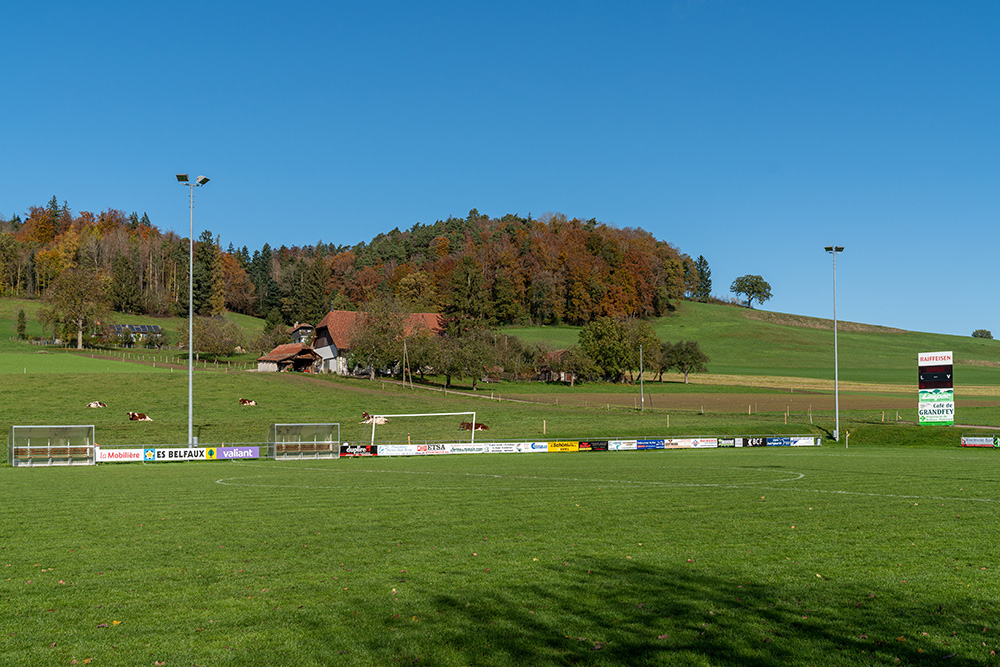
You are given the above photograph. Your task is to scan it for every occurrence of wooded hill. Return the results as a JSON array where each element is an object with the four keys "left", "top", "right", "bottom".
[{"left": 1, "top": 200, "right": 700, "bottom": 327}]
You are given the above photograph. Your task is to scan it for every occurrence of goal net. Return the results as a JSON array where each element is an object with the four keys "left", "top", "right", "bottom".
[
  {"left": 268, "top": 423, "right": 340, "bottom": 460},
  {"left": 366, "top": 411, "right": 479, "bottom": 446},
  {"left": 9, "top": 425, "right": 96, "bottom": 467}
]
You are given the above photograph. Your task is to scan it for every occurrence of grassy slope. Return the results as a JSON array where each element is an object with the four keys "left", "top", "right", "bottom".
[
  {"left": 0, "top": 297, "right": 265, "bottom": 342},
  {"left": 505, "top": 301, "right": 1000, "bottom": 387}
]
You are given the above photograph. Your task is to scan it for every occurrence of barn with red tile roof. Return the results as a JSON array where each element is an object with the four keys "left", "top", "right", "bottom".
[
  {"left": 256, "top": 343, "right": 322, "bottom": 373},
  {"left": 313, "top": 310, "right": 443, "bottom": 375}
]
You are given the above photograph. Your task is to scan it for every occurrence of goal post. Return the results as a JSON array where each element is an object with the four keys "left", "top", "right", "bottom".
[
  {"left": 268, "top": 423, "right": 340, "bottom": 460},
  {"left": 369, "top": 412, "right": 477, "bottom": 446},
  {"left": 9, "top": 425, "right": 96, "bottom": 467}
]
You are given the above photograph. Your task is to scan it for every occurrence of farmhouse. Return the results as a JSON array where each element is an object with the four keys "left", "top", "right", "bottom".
[
  {"left": 534, "top": 349, "right": 577, "bottom": 385},
  {"left": 313, "top": 310, "right": 443, "bottom": 375},
  {"left": 256, "top": 343, "right": 322, "bottom": 373},
  {"left": 108, "top": 324, "right": 163, "bottom": 346},
  {"left": 289, "top": 322, "right": 314, "bottom": 345}
]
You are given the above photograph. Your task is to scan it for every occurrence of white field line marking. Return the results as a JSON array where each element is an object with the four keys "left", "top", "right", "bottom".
[
  {"left": 217, "top": 465, "right": 804, "bottom": 485},
  {"left": 215, "top": 463, "right": 998, "bottom": 502}
]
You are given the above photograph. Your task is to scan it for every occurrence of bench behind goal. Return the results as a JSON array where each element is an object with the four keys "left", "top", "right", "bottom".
[
  {"left": 267, "top": 423, "right": 340, "bottom": 460},
  {"left": 9, "top": 425, "right": 96, "bottom": 467}
]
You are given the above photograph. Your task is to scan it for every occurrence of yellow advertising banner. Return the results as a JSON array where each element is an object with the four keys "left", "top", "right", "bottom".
[{"left": 548, "top": 441, "right": 579, "bottom": 453}]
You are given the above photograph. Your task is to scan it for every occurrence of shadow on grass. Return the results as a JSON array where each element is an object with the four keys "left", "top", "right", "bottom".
[{"left": 340, "top": 558, "right": 991, "bottom": 666}]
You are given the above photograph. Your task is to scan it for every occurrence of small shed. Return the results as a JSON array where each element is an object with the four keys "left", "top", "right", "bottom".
[{"left": 257, "top": 343, "right": 321, "bottom": 373}]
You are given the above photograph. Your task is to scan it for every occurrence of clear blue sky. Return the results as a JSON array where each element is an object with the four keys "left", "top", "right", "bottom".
[{"left": 5, "top": 1, "right": 998, "bottom": 337}]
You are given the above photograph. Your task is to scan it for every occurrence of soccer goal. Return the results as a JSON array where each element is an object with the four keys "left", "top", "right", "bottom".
[
  {"left": 367, "top": 411, "right": 478, "bottom": 446},
  {"left": 9, "top": 425, "right": 96, "bottom": 467},
  {"left": 268, "top": 423, "right": 340, "bottom": 460}
]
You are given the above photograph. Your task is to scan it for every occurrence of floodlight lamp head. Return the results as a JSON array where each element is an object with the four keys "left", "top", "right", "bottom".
[
  {"left": 196, "top": 175, "right": 210, "bottom": 185},
  {"left": 176, "top": 173, "right": 190, "bottom": 183}
]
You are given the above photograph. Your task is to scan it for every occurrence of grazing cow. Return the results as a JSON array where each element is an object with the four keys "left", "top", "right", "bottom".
[
  {"left": 127, "top": 411, "right": 152, "bottom": 421},
  {"left": 238, "top": 398, "right": 257, "bottom": 406},
  {"left": 86, "top": 401, "right": 107, "bottom": 408},
  {"left": 459, "top": 421, "right": 489, "bottom": 431},
  {"left": 360, "top": 411, "right": 388, "bottom": 425}
]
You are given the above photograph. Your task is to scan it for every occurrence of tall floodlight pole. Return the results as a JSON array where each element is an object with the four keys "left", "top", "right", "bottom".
[
  {"left": 176, "top": 174, "right": 210, "bottom": 446},
  {"left": 825, "top": 246, "right": 844, "bottom": 442}
]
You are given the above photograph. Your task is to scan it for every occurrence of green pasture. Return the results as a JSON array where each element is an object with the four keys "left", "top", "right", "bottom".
[
  {"left": 0, "top": 352, "right": 175, "bottom": 375},
  {"left": 505, "top": 301, "right": 1000, "bottom": 386},
  {"left": 1, "top": 362, "right": 980, "bottom": 453},
  {"left": 0, "top": 297, "right": 265, "bottom": 354},
  {"left": 3, "top": 446, "right": 1000, "bottom": 666}
]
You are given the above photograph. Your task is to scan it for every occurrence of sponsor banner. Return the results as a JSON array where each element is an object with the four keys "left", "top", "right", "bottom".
[
  {"left": 919, "top": 351, "right": 954, "bottom": 366},
  {"left": 206, "top": 446, "right": 260, "bottom": 460},
  {"left": 516, "top": 442, "right": 549, "bottom": 453},
  {"left": 664, "top": 439, "right": 696, "bottom": 449},
  {"left": 340, "top": 444, "right": 377, "bottom": 457},
  {"left": 450, "top": 443, "right": 485, "bottom": 455},
  {"left": 416, "top": 443, "right": 451, "bottom": 455},
  {"left": 961, "top": 436, "right": 997, "bottom": 448},
  {"left": 919, "top": 388, "right": 955, "bottom": 425},
  {"left": 378, "top": 444, "right": 418, "bottom": 457},
  {"left": 691, "top": 438, "right": 718, "bottom": 448},
  {"left": 718, "top": 438, "right": 738, "bottom": 448},
  {"left": 789, "top": 437, "right": 817, "bottom": 447},
  {"left": 767, "top": 437, "right": 793, "bottom": 447},
  {"left": 638, "top": 439, "right": 665, "bottom": 450},
  {"left": 97, "top": 448, "right": 144, "bottom": 463},
  {"left": 609, "top": 440, "right": 637, "bottom": 451},
  {"left": 580, "top": 440, "right": 609, "bottom": 452},
  {"left": 548, "top": 441, "right": 580, "bottom": 453},
  {"left": 151, "top": 447, "right": 208, "bottom": 461},
  {"left": 485, "top": 442, "right": 519, "bottom": 454},
  {"left": 744, "top": 437, "right": 767, "bottom": 447}
]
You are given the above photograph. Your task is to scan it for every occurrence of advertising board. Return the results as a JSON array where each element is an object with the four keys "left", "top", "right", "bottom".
[
  {"left": 340, "top": 444, "right": 377, "bottom": 457},
  {"left": 377, "top": 444, "right": 418, "bottom": 457},
  {"left": 579, "top": 440, "right": 609, "bottom": 452},
  {"left": 919, "top": 351, "right": 954, "bottom": 426},
  {"left": 548, "top": 441, "right": 580, "bottom": 453},
  {"left": 961, "top": 436, "right": 996, "bottom": 448},
  {"left": 450, "top": 443, "right": 485, "bottom": 455},
  {"left": 96, "top": 447, "right": 143, "bottom": 463},
  {"left": 415, "top": 443, "right": 450, "bottom": 455},
  {"left": 608, "top": 440, "right": 637, "bottom": 451}
]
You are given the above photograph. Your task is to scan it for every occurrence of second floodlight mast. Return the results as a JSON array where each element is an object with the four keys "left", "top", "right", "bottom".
[{"left": 176, "top": 173, "right": 210, "bottom": 447}]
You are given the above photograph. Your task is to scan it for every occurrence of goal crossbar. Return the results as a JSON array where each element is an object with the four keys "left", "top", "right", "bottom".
[{"left": 369, "top": 411, "right": 477, "bottom": 446}]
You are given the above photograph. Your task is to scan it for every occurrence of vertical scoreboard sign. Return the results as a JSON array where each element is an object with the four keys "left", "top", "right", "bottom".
[{"left": 918, "top": 351, "right": 954, "bottom": 425}]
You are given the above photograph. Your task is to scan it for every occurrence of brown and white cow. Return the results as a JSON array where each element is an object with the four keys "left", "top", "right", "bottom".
[
  {"left": 86, "top": 401, "right": 107, "bottom": 408},
  {"left": 459, "top": 421, "right": 488, "bottom": 431},
  {"left": 238, "top": 398, "right": 257, "bottom": 406},
  {"left": 127, "top": 411, "right": 152, "bottom": 421},
  {"left": 360, "top": 411, "right": 388, "bottom": 425}
]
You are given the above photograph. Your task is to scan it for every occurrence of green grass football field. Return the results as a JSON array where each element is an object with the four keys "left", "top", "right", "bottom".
[
  {"left": 3, "top": 446, "right": 999, "bottom": 666},
  {"left": 2, "top": 299, "right": 998, "bottom": 665}
]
